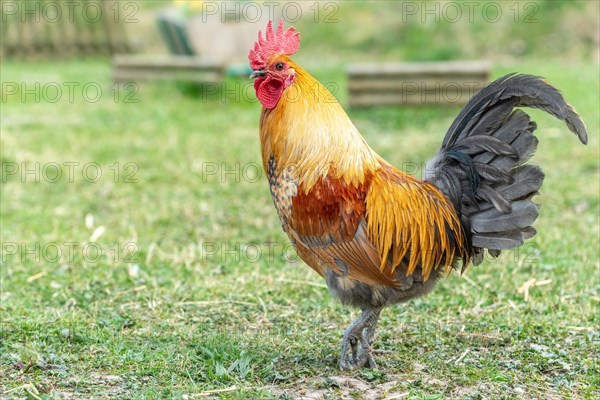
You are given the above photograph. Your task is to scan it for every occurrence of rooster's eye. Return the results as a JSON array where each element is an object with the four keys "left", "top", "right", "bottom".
[{"left": 275, "top": 62, "right": 284, "bottom": 71}]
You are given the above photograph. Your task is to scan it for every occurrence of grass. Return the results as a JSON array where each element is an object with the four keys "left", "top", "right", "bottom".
[{"left": 1, "top": 2, "right": 599, "bottom": 399}]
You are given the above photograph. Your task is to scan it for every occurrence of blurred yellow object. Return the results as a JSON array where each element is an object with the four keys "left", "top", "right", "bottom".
[{"left": 173, "top": 0, "right": 203, "bottom": 13}]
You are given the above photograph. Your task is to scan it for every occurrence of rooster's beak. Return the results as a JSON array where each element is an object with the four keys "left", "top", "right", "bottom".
[{"left": 250, "top": 70, "right": 266, "bottom": 79}]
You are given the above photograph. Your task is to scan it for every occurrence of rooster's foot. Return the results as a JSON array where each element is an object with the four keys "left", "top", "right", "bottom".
[
  {"left": 339, "top": 332, "right": 375, "bottom": 370},
  {"left": 338, "top": 308, "right": 382, "bottom": 370}
]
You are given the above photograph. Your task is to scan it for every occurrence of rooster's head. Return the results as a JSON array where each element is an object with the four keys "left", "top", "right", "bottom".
[{"left": 249, "top": 19, "right": 300, "bottom": 109}]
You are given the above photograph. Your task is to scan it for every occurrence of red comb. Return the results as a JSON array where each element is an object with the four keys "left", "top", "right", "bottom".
[{"left": 248, "top": 19, "right": 300, "bottom": 70}]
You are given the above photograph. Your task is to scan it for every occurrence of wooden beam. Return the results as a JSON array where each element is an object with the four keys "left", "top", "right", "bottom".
[
  {"left": 348, "top": 61, "right": 492, "bottom": 107},
  {"left": 112, "top": 55, "right": 224, "bottom": 84}
]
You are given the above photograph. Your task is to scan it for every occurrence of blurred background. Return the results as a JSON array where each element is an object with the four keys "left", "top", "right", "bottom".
[
  {"left": 3, "top": 1, "right": 598, "bottom": 62},
  {"left": 2, "top": 1, "right": 599, "bottom": 398}
]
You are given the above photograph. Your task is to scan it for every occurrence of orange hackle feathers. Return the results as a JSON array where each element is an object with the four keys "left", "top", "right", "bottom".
[{"left": 259, "top": 57, "right": 380, "bottom": 189}]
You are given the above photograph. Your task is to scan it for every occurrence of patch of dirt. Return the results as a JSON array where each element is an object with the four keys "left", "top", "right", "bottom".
[{"left": 268, "top": 374, "right": 411, "bottom": 400}]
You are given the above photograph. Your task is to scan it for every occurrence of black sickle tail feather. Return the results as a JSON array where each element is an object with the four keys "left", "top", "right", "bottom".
[{"left": 425, "top": 73, "right": 587, "bottom": 265}]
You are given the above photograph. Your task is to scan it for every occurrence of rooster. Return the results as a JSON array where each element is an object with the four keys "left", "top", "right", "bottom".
[{"left": 248, "top": 20, "right": 587, "bottom": 370}]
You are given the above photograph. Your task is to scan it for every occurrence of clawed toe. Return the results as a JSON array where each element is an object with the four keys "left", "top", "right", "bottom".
[
  {"left": 338, "top": 308, "right": 383, "bottom": 370},
  {"left": 338, "top": 331, "right": 376, "bottom": 370}
]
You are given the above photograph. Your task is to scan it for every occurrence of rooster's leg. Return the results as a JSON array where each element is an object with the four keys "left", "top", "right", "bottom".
[
  {"left": 359, "top": 310, "right": 382, "bottom": 368},
  {"left": 339, "top": 307, "right": 382, "bottom": 370}
]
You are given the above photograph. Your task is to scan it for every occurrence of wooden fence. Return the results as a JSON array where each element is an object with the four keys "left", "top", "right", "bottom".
[
  {"left": 112, "top": 55, "right": 224, "bottom": 84},
  {"left": 348, "top": 61, "right": 492, "bottom": 107},
  {"left": 1, "top": 0, "right": 131, "bottom": 59}
]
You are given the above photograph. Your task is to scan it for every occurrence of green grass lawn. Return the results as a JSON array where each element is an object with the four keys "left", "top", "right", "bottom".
[
  {"left": 1, "top": 2, "right": 599, "bottom": 397},
  {"left": 1, "top": 57, "right": 598, "bottom": 399}
]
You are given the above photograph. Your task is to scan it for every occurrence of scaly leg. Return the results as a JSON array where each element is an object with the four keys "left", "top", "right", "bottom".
[
  {"left": 338, "top": 307, "right": 382, "bottom": 370},
  {"left": 358, "top": 309, "right": 382, "bottom": 368}
]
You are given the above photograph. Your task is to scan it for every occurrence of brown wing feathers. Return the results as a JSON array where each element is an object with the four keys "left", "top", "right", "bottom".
[{"left": 287, "top": 166, "right": 468, "bottom": 287}]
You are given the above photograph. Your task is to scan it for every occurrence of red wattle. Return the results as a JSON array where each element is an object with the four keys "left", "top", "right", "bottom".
[{"left": 256, "top": 75, "right": 284, "bottom": 109}]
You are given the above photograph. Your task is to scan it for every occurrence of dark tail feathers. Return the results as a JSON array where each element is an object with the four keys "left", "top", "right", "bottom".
[{"left": 425, "top": 73, "right": 587, "bottom": 265}]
